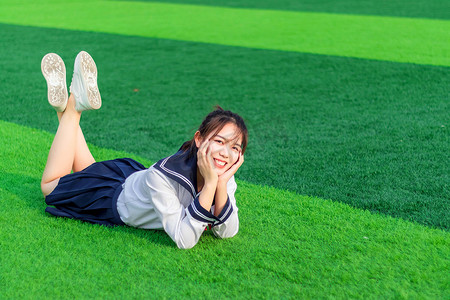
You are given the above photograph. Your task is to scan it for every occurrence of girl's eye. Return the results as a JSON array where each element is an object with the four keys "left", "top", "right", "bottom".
[
  {"left": 215, "top": 139, "right": 223, "bottom": 144},
  {"left": 232, "top": 147, "right": 240, "bottom": 152}
]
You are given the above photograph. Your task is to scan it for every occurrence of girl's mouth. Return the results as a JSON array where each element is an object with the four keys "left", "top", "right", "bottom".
[{"left": 214, "top": 158, "right": 227, "bottom": 168}]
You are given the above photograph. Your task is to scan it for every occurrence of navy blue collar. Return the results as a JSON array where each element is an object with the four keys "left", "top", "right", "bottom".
[{"left": 154, "top": 147, "right": 198, "bottom": 197}]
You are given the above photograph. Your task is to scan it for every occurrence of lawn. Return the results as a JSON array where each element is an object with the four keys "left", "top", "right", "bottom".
[
  {"left": 0, "top": 0, "right": 448, "bottom": 298},
  {"left": 1, "top": 121, "right": 448, "bottom": 298}
]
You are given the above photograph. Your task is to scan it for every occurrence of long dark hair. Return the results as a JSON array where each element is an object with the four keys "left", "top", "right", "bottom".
[{"left": 181, "top": 106, "right": 248, "bottom": 157}]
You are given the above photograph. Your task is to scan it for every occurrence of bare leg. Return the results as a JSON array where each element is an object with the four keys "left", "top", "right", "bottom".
[
  {"left": 56, "top": 112, "right": 96, "bottom": 173},
  {"left": 41, "top": 94, "right": 83, "bottom": 196},
  {"left": 73, "top": 126, "right": 96, "bottom": 172}
]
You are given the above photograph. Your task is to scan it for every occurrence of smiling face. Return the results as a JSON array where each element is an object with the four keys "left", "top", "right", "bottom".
[{"left": 195, "top": 122, "right": 243, "bottom": 176}]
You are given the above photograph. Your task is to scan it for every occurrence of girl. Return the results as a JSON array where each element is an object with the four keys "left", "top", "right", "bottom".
[{"left": 40, "top": 51, "right": 248, "bottom": 249}]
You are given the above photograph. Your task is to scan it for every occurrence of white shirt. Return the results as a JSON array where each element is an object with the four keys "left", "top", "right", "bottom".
[{"left": 116, "top": 154, "right": 239, "bottom": 249}]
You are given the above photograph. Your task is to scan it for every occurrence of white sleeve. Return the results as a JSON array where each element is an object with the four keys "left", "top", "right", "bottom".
[
  {"left": 211, "top": 176, "right": 239, "bottom": 239},
  {"left": 146, "top": 170, "right": 214, "bottom": 249}
]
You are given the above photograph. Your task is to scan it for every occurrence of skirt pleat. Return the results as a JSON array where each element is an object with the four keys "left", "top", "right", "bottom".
[{"left": 45, "top": 158, "right": 146, "bottom": 226}]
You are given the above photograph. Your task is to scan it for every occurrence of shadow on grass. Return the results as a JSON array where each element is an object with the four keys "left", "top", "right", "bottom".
[
  {"left": 0, "top": 171, "right": 176, "bottom": 248},
  {"left": 0, "top": 171, "right": 43, "bottom": 211}
]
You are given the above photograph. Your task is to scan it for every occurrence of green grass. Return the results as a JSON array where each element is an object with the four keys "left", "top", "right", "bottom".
[
  {"left": 0, "top": 22, "right": 448, "bottom": 229},
  {"left": 133, "top": 0, "right": 450, "bottom": 19},
  {"left": 0, "top": 0, "right": 449, "bottom": 66},
  {"left": 0, "top": 0, "right": 449, "bottom": 297},
  {"left": 1, "top": 120, "right": 449, "bottom": 298}
]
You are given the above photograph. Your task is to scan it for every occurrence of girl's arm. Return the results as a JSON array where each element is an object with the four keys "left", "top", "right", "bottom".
[
  {"left": 211, "top": 176, "right": 239, "bottom": 238},
  {"left": 196, "top": 137, "right": 218, "bottom": 212},
  {"left": 214, "top": 152, "right": 243, "bottom": 216},
  {"left": 211, "top": 153, "right": 243, "bottom": 238},
  {"left": 146, "top": 168, "right": 218, "bottom": 249}
]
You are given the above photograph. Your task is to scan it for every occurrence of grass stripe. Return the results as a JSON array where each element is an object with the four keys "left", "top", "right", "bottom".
[
  {"left": 136, "top": 0, "right": 450, "bottom": 19},
  {"left": 0, "top": 0, "right": 449, "bottom": 66},
  {"left": 1, "top": 120, "right": 449, "bottom": 298}
]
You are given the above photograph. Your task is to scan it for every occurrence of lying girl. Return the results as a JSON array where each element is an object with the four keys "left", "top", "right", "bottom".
[{"left": 40, "top": 51, "right": 248, "bottom": 249}]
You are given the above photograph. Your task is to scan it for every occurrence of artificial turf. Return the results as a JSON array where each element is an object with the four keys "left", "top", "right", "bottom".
[
  {"left": 0, "top": 0, "right": 449, "bottom": 297},
  {"left": 1, "top": 120, "right": 449, "bottom": 298},
  {"left": 132, "top": 0, "right": 450, "bottom": 19},
  {"left": 0, "top": 20, "right": 448, "bottom": 229},
  {"left": 0, "top": 1, "right": 449, "bottom": 66}
]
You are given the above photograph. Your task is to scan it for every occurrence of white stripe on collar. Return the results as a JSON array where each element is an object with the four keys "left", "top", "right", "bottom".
[{"left": 159, "top": 155, "right": 196, "bottom": 196}]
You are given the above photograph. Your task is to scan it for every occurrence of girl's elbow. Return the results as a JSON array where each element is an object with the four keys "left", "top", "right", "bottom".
[
  {"left": 175, "top": 231, "right": 200, "bottom": 249},
  {"left": 176, "top": 239, "right": 196, "bottom": 249}
]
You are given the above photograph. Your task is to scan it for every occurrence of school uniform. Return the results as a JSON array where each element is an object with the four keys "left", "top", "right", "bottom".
[{"left": 45, "top": 145, "right": 239, "bottom": 249}]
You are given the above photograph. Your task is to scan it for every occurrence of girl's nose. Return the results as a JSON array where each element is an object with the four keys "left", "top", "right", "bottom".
[{"left": 219, "top": 146, "right": 229, "bottom": 158}]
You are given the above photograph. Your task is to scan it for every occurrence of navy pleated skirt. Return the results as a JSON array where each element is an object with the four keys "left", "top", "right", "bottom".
[{"left": 45, "top": 158, "right": 146, "bottom": 226}]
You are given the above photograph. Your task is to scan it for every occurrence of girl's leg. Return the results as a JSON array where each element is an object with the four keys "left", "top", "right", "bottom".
[
  {"left": 41, "top": 94, "right": 81, "bottom": 196},
  {"left": 56, "top": 109, "right": 96, "bottom": 173},
  {"left": 68, "top": 50, "right": 102, "bottom": 172},
  {"left": 41, "top": 51, "right": 101, "bottom": 196},
  {"left": 73, "top": 126, "right": 96, "bottom": 172}
]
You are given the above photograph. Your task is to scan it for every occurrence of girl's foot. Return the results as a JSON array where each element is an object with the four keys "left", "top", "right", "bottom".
[
  {"left": 69, "top": 51, "right": 102, "bottom": 111},
  {"left": 41, "top": 53, "right": 68, "bottom": 112}
]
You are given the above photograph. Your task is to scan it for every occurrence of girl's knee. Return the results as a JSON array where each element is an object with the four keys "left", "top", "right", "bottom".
[{"left": 41, "top": 179, "right": 59, "bottom": 197}]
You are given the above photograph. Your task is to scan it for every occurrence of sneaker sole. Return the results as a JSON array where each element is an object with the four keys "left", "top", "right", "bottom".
[
  {"left": 76, "top": 51, "right": 101, "bottom": 110},
  {"left": 41, "top": 53, "right": 68, "bottom": 111}
]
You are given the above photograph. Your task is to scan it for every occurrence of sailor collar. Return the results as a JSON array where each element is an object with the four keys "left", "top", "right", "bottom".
[{"left": 154, "top": 148, "right": 198, "bottom": 197}]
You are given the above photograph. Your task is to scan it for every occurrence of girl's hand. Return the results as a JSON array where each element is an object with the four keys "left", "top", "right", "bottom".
[
  {"left": 218, "top": 152, "right": 244, "bottom": 185},
  {"left": 197, "top": 135, "right": 218, "bottom": 185}
]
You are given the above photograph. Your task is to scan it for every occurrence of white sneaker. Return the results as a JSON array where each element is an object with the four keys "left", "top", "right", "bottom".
[
  {"left": 70, "top": 51, "right": 101, "bottom": 111},
  {"left": 41, "top": 53, "right": 68, "bottom": 112}
]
